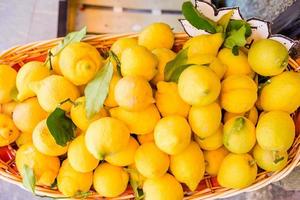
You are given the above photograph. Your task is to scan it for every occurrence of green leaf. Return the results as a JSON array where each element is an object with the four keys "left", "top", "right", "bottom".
[
  {"left": 46, "top": 107, "right": 76, "bottom": 146},
  {"left": 109, "top": 51, "right": 122, "bottom": 76},
  {"left": 224, "top": 26, "right": 247, "bottom": 49},
  {"left": 217, "top": 10, "right": 234, "bottom": 33},
  {"left": 85, "top": 60, "right": 114, "bottom": 118},
  {"left": 227, "top": 20, "right": 252, "bottom": 37},
  {"left": 164, "top": 48, "right": 192, "bottom": 82},
  {"left": 22, "top": 165, "right": 36, "bottom": 193},
  {"left": 182, "top": 1, "right": 219, "bottom": 33}
]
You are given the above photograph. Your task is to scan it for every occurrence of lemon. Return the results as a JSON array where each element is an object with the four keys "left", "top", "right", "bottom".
[
  {"left": 93, "top": 163, "right": 129, "bottom": 197},
  {"left": 0, "top": 64, "right": 17, "bottom": 103},
  {"left": 104, "top": 73, "right": 121, "bottom": 107},
  {"left": 85, "top": 117, "right": 130, "bottom": 159},
  {"left": 114, "top": 76, "right": 154, "bottom": 111},
  {"left": 16, "top": 61, "right": 51, "bottom": 101},
  {"left": 204, "top": 146, "right": 229, "bottom": 176},
  {"left": 110, "top": 104, "right": 160, "bottom": 135},
  {"left": 183, "top": 33, "right": 224, "bottom": 57},
  {"left": 47, "top": 47, "right": 62, "bottom": 75},
  {"left": 12, "top": 97, "right": 48, "bottom": 133},
  {"left": 143, "top": 173, "right": 183, "bottom": 200},
  {"left": 68, "top": 134, "right": 99, "bottom": 173},
  {"left": 256, "top": 111, "right": 295, "bottom": 151},
  {"left": 16, "top": 143, "right": 60, "bottom": 186},
  {"left": 57, "top": 159, "right": 93, "bottom": 196},
  {"left": 155, "top": 81, "right": 190, "bottom": 117},
  {"left": 194, "top": 124, "right": 223, "bottom": 150},
  {"left": 137, "top": 133, "right": 154, "bottom": 144},
  {"left": 111, "top": 37, "right": 138, "bottom": 58},
  {"left": 218, "top": 153, "right": 257, "bottom": 189},
  {"left": 0, "top": 113, "right": 20, "bottom": 147},
  {"left": 138, "top": 22, "right": 174, "bottom": 50},
  {"left": 32, "top": 119, "right": 68, "bottom": 156},
  {"left": 30, "top": 75, "right": 80, "bottom": 112},
  {"left": 105, "top": 136, "right": 139, "bottom": 166},
  {"left": 16, "top": 132, "right": 32, "bottom": 147},
  {"left": 59, "top": 42, "right": 104, "bottom": 85},
  {"left": 70, "top": 96, "right": 108, "bottom": 131},
  {"left": 253, "top": 144, "right": 288, "bottom": 172},
  {"left": 223, "top": 117, "right": 256, "bottom": 154},
  {"left": 170, "top": 142, "right": 205, "bottom": 191},
  {"left": 221, "top": 75, "right": 257, "bottom": 113},
  {"left": 154, "top": 115, "right": 191, "bottom": 155},
  {"left": 178, "top": 65, "right": 221, "bottom": 106},
  {"left": 151, "top": 48, "right": 176, "bottom": 84},
  {"left": 134, "top": 142, "right": 169, "bottom": 178},
  {"left": 187, "top": 55, "right": 227, "bottom": 79},
  {"left": 260, "top": 71, "right": 300, "bottom": 113},
  {"left": 1, "top": 101, "right": 17, "bottom": 116},
  {"left": 189, "top": 102, "right": 222, "bottom": 138},
  {"left": 223, "top": 106, "right": 258, "bottom": 125},
  {"left": 121, "top": 45, "right": 158, "bottom": 80},
  {"left": 218, "top": 48, "right": 253, "bottom": 78},
  {"left": 248, "top": 39, "right": 288, "bottom": 76}
]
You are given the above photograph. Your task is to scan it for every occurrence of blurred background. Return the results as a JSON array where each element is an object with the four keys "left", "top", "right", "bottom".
[{"left": 0, "top": 0, "right": 300, "bottom": 199}]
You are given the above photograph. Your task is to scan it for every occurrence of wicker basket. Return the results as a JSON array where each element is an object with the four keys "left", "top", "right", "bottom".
[{"left": 0, "top": 33, "right": 300, "bottom": 200}]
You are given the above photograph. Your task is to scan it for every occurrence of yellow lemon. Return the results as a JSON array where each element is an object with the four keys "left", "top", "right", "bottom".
[
  {"left": 16, "top": 143, "right": 60, "bottom": 186},
  {"left": 85, "top": 117, "right": 130, "bottom": 159},
  {"left": 194, "top": 124, "right": 223, "bottom": 150},
  {"left": 114, "top": 76, "right": 154, "bottom": 111},
  {"left": 204, "top": 146, "right": 229, "bottom": 176},
  {"left": 121, "top": 45, "right": 158, "bottom": 80},
  {"left": 189, "top": 102, "right": 222, "bottom": 138},
  {"left": 111, "top": 37, "right": 138, "bottom": 58},
  {"left": 248, "top": 39, "right": 288, "bottom": 76},
  {"left": 93, "top": 163, "right": 129, "bottom": 198},
  {"left": 218, "top": 48, "right": 253, "bottom": 78},
  {"left": 155, "top": 81, "right": 190, "bottom": 117},
  {"left": 187, "top": 55, "right": 227, "bottom": 79},
  {"left": 68, "top": 134, "right": 99, "bottom": 173},
  {"left": 256, "top": 111, "right": 295, "bottom": 151},
  {"left": 134, "top": 142, "right": 169, "bottom": 178},
  {"left": 30, "top": 75, "right": 80, "bottom": 112},
  {"left": 16, "top": 132, "right": 32, "bottom": 147},
  {"left": 178, "top": 65, "right": 221, "bottom": 106},
  {"left": 221, "top": 75, "right": 257, "bottom": 113},
  {"left": 183, "top": 33, "right": 224, "bottom": 57},
  {"left": 138, "top": 22, "right": 174, "bottom": 50},
  {"left": 12, "top": 97, "right": 48, "bottom": 133},
  {"left": 1, "top": 101, "right": 17, "bottom": 116},
  {"left": 104, "top": 73, "right": 121, "bottom": 107},
  {"left": 154, "top": 115, "right": 191, "bottom": 155},
  {"left": 223, "top": 106, "right": 258, "bottom": 125},
  {"left": 151, "top": 48, "right": 176, "bottom": 84},
  {"left": 137, "top": 133, "right": 154, "bottom": 144},
  {"left": 0, "top": 64, "right": 17, "bottom": 103},
  {"left": 0, "top": 113, "right": 20, "bottom": 147},
  {"left": 46, "top": 47, "right": 62, "bottom": 75},
  {"left": 32, "top": 119, "right": 68, "bottom": 156},
  {"left": 70, "top": 96, "right": 108, "bottom": 131},
  {"left": 59, "top": 42, "right": 104, "bottom": 85},
  {"left": 260, "top": 71, "right": 300, "bottom": 113},
  {"left": 16, "top": 61, "right": 51, "bottom": 101},
  {"left": 170, "top": 142, "right": 205, "bottom": 191},
  {"left": 223, "top": 117, "right": 256, "bottom": 154},
  {"left": 143, "top": 173, "right": 183, "bottom": 200},
  {"left": 218, "top": 153, "right": 257, "bottom": 189},
  {"left": 253, "top": 144, "right": 288, "bottom": 172},
  {"left": 105, "top": 136, "right": 139, "bottom": 166},
  {"left": 110, "top": 104, "right": 160, "bottom": 135},
  {"left": 57, "top": 159, "right": 93, "bottom": 196}
]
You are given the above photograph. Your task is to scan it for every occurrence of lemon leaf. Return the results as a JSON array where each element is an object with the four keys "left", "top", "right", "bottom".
[
  {"left": 85, "top": 59, "right": 114, "bottom": 118},
  {"left": 46, "top": 107, "right": 76, "bottom": 146},
  {"left": 217, "top": 10, "right": 234, "bottom": 33},
  {"left": 109, "top": 51, "right": 122, "bottom": 76},
  {"left": 22, "top": 165, "right": 36, "bottom": 193},
  {"left": 182, "top": 1, "right": 220, "bottom": 33}
]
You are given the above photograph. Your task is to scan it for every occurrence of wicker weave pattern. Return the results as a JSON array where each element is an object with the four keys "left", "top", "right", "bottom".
[{"left": 0, "top": 33, "right": 300, "bottom": 200}]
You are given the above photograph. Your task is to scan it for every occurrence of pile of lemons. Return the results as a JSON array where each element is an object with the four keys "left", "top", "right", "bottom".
[{"left": 0, "top": 21, "right": 298, "bottom": 200}]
